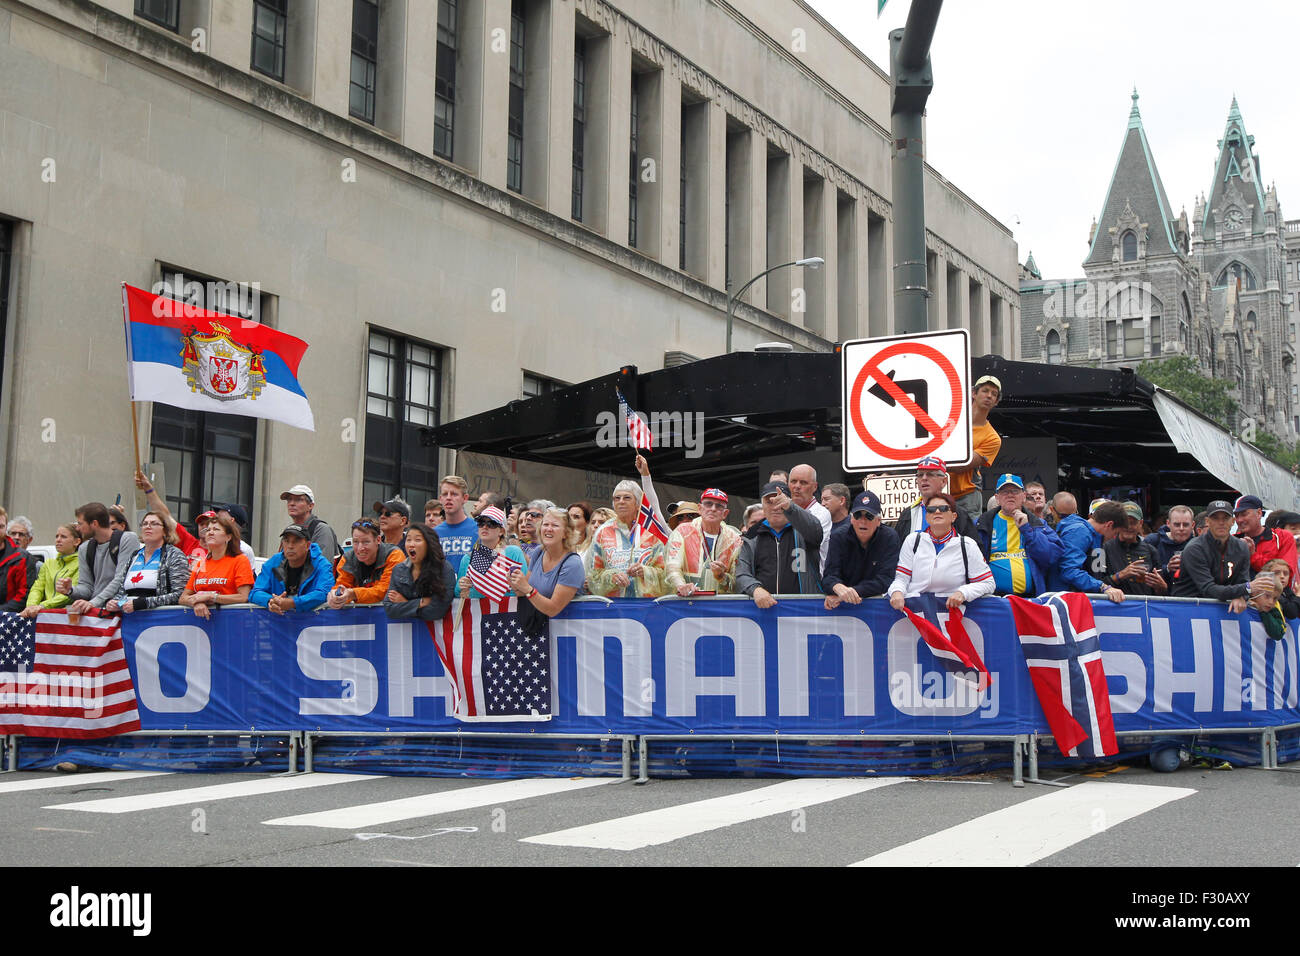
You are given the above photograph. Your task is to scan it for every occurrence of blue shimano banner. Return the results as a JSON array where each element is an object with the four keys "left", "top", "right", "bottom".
[{"left": 119, "top": 597, "right": 1300, "bottom": 736}]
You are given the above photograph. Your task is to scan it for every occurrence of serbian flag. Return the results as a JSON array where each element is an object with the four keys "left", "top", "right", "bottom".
[
  {"left": 902, "top": 594, "right": 992, "bottom": 690},
  {"left": 121, "top": 283, "right": 315, "bottom": 431},
  {"left": 1008, "top": 592, "right": 1118, "bottom": 758}
]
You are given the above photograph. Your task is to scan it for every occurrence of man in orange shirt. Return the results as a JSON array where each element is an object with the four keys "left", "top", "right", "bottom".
[
  {"left": 328, "top": 517, "right": 404, "bottom": 607},
  {"left": 950, "top": 374, "right": 1002, "bottom": 522}
]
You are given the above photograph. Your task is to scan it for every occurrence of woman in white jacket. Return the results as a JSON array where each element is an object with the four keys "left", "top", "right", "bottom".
[{"left": 889, "top": 492, "right": 995, "bottom": 610}]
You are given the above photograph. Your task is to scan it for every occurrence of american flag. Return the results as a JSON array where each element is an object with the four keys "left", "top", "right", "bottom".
[
  {"left": 466, "top": 545, "right": 522, "bottom": 603},
  {"left": 1008, "top": 592, "right": 1118, "bottom": 758},
  {"left": 617, "top": 389, "right": 654, "bottom": 450},
  {"left": 0, "top": 609, "right": 141, "bottom": 738},
  {"left": 637, "top": 492, "right": 669, "bottom": 546},
  {"left": 902, "top": 594, "right": 992, "bottom": 690},
  {"left": 427, "top": 597, "right": 552, "bottom": 722}
]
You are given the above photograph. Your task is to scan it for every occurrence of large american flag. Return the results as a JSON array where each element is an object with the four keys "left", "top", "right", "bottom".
[
  {"left": 637, "top": 492, "right": 669, "bottom": 546},
  {"left": 0, "top": 609, "right": 141, "bottom": 738},
  {"left": 902, "top": 594, "right": 992, "bottom": 690},
  {"left": 617, "top": 389, "right": 654, "bottom": 450},
  {"left": 1008, "top": 592, "right": 1118, "bottom": 758},
  {"left": 427, "top": 597, "right": 552, "bottom": 722},
  {"left": 465, "top": 545, "right": 522, "bottom": 603}
]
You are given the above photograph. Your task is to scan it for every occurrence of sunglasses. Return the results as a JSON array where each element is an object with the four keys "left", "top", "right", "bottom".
[
  {"left": 352, "top": 520, "right": 380, "bottom": 533},
  {"left": 851, "top": 510, "right": 879, "bottom": 521},
  {"left": 925, "top": 505, "right": 952, "bottom": 514},
  {"left": 380, "top": 510, "right": 401, "bottom": 518},
  {"left": 524, "top": 511, "right": 542, "bottom": 519},
  {"left": 475, "top": 518, "right": 503, "bottom": 528}
]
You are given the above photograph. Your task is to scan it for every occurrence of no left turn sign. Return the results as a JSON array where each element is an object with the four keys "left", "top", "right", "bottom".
[{"left": 841, "top": 329, "right": 972, "bottom": 472}]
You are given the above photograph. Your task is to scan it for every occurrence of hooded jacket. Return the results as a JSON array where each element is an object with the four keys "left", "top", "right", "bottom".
[
  {"left": 250, "top": 542, "right": 335, "bottom": 611},
  {"left": 335, "top": 542, "right": 404, "bottom": 604},
  {"left": 1046, "top": 513, "right": 1107, "bottom": 593}
]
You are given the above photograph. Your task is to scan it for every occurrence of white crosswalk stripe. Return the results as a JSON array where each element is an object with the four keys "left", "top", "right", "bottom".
[
  {"left": 263, "top": 776, "right": 617, "bottom": 829},
  {"left": 43, "top": 773, "right": 385, "bottom": 813},
  {"left": 0, "top": 771, "right": 171, "bottom": 794},
  {"left": 850, "top": 781, "right": 1196, "bottom": 867},
  {"left": 522, "top": 777, "right": 910, "bottom": 850}
]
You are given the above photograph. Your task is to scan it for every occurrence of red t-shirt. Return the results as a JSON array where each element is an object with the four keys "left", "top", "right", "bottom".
[
  {"left": 186, "top": 553, "right": 254, "bottom": 595},
  {"left": 176, "top": 523, "right": 208, "bottom": 569}
]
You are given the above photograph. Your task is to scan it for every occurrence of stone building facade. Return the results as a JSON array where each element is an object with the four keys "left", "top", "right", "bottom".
[
  {"left": 0, "top": 0, "right": 1018, "bottom": 552},
  {"left": 1021, "top": 92, "right": 1295, "bottom": 440}
]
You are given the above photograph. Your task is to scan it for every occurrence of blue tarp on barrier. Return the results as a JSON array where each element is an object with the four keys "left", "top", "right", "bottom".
[{"left": 117, "top": 597, "right": 1300, "bottom": 737}]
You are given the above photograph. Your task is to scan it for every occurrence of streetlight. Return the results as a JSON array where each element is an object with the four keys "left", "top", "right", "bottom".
[{"left": 725, "top": 257, "right": 824, "bottom": 354}]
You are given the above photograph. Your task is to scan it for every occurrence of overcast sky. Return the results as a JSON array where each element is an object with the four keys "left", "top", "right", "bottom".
[{"left": 804, "top": 0, "right": 1300, "bottom": 280}]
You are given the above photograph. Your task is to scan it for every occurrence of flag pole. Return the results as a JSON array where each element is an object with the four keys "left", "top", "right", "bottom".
[
  {"left": 130, "top": 401, "right": 142, "bottom": 474},
  {"left": 122, "top": 283, "right": 142, "bottom": 474}
]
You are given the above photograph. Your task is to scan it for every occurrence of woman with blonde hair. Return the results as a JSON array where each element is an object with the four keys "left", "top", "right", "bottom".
[
  {"left": 509, "top": 507, "right": 584, "bottom": 621},
  {"left": 20, "top": 523, "right": 81, "bottom": 618}
]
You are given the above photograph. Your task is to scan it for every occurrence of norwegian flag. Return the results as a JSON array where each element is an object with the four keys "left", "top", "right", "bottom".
[
  {"left": 1008, "top": 592, "right": 1118, "bottom": 758},
  {"left": 902, "top": 594, "right": 992, "bottom": 690},
  {"left": 465, "top": 545, "right": 522, "bottom": 603},
  {"left": 617, "top": 389, "right": 654, "bottom": 450},
  {"left": 0, "top": 608, "right": 141, "bottom": 738},
  {"left": 637, "top": 492, "right": 669, "bottom": 546},
  {"left": 427, "top": 597, "right": 552, "bottom": 722}
]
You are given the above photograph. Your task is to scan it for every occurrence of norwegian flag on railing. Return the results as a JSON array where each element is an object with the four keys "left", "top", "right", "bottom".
[
  {"left": 465, "top": 545, "right": 522, "bottom": 603},
  {"left": 617, "top": 389, "right": 654, "bottom": 450},
  {"left": 902, "top": 594, "right": 992, "bottom": 691}
]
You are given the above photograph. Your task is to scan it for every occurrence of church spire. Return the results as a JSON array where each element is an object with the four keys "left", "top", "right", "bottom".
[
  {"left": 1203, "top": 97, "right": 1264, "bottom": 236},
  {"left": 1128, "top": 86, "right": 1141, "bottom": 130}
]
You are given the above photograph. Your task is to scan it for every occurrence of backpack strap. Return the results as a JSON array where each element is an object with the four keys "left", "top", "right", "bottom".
[{"left": 960, "top": 535, "right": 971, "bottom": 585}]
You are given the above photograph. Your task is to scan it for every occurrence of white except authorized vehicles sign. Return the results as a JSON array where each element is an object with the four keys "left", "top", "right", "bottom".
[{"left": 841, "top": 329, "right": 972, "bottom": 473}]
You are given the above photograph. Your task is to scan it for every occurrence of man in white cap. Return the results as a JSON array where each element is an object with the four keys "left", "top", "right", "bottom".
[{"left": 280, "top": 484, "right": 339, "bottom": 559}]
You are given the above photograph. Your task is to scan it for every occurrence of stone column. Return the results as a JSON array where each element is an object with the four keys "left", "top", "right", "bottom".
[
  {"left": 313, "top": 0, "right": 354, "bottom": 119},
  {"left": 458, "top": 0, "right": 511, "bottom": 187},
  {"left": 543, "top": 0, "right": 575, "bottom": 217},
  {"left": 704, "top": 100, "right": 727, "bottom": 290},
  {"left": 652, "top": 69, "right": 682, "bottom": 269},
  {"left": 208, "top": 0, "right": 254, "bottom": 73},
  {"left": 401, "top": 0, "right": 439, "bottom": 152},
  {"left": 928, "top": 249, "right": 948, "bottom": 331}
]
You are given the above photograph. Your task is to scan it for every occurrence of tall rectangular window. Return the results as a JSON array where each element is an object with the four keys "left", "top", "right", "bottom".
[
  {"left": 522, "top": 372, "right": 564, "bottom": 399},
  {"left": 350, "top": 0, "right": 379, "bottom": 124},
  {"left": 251, "top": 0, "right": 287, "bottom": 82},
  {"left": 1124, "top": 318, "right": 1144, "bottom": 358},
  {"left": 365, "top": 330, "right": 443, "bottom": 510},
  {"left": 506, "top": 0, "right": 526, "bottom": 193},
  {"left": 571, "top": 38, "right": 586, "bottom": 221},
  {"left": 434, "top": 0, "right": 458, "bottom": 160},
  {"left": 135, "top": 0, "right": 180, "bottom": 32},
  {"left": 1106, "top": 321, "right": 1118, "bottom": 360},
  {"left": 679, "top": 147, "right": 687, "bottom": 270},
  {"left": 1150, "top": 315, "right": 1161, "bottom": 357},
  {"left": 148, "top": 269, "right": 265, "bottom": 539},
  {"left": 628, "top": 79, "right": 639, "bottom": 247}
]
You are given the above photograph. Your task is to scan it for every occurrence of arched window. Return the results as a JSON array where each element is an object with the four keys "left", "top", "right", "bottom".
[
  {"left": 1216, "top": 262, "right": 1258, "bottom": 290},
  {"left": 1046, "top": 329, "right": 1062, "bottom": 364},
  {"left": 1121, "top": 231, "right": 1138, "bottom": 262}
]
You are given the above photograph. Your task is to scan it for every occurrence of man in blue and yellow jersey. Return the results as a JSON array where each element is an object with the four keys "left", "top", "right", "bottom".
[{"left": 975, "top": 474, "right": 1064, "bottom": 597}]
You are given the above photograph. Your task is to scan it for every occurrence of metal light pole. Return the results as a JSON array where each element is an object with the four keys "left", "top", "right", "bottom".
[
  {"left": 725, "top": 257, "right": 824, "bottom": 354},
  {"left": 889, "top": 0, "right": 942, "bottom": 334}
]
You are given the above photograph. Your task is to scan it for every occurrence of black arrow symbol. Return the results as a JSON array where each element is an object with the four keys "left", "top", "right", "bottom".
[{"left": 868, "top": 369, "right": 930, "bottom": 439}]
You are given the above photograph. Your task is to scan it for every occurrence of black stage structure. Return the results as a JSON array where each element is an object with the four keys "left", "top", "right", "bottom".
[{"left": 424, "top": 353, "right": 1247, "bottom": 512}]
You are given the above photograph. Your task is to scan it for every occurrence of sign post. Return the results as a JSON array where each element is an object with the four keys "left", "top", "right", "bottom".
[{"left": 842, "top": 329, "right": 972, "bottom": 474}]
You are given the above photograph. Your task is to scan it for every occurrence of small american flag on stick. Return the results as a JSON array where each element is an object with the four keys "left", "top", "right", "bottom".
[
  {"left": 466, "top": 545, "right": 523, "bottom": 602},
  {"left": 617, "top": 389, "right": 654, "bottom": 450}
]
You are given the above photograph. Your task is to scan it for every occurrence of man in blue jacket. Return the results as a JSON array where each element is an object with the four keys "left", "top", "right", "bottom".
[
  {"left": 1045, "top": 500, "right": 1127, "bottom": 603},
  {"left": 822, "top": 490, "right": 901, "bottom": 609},
  {"left": 975, "top": 474, "right": 1064, "bottom": 597},
  {"left": 251, "top": 524, "right": 335, "bottom": 613}
]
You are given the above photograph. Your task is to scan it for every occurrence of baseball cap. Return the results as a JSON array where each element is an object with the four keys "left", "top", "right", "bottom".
[
  {"left": 1205, "top": 500, "right": 1233, "bottom": 517},
  {"left": 213, "top": 503, "right": 249, "bottom": 528},
  {"left": 280, "top": 484, "right": 315, "bottom": 503},
  {"left": 280, "top": 523, "right": 310, "bottom": 540},
  {"left": 995, "top": 474, "right": 1024, "bottom": 491},
  {"left": 761, "top": 480, "right": 791, "bottom": 498},
  {"left": 1122, "top": 501, "right": 1144, "bottom": 520},
  {"left": 1088, "top": 498, "right": 1110, "bottom": 515},
  {"left": 973, "top": 374, "right": 1002, "bottom": 394},
  {"left": 700, "top": 488, "right": 728, "bottom": 504},
  {"left": 851, "top": 491, "right": 883, "bottom": 519},
  {"left": 476, "top": 506, "right": 507, "bottom": 528},
  {"left": 373, "top": 498, "right": 411, "bottom": 519},
  {"left": 196, "top": 510, "right": 218, "bottom": 525},
  {"left": 1233, "top": 494, "right": 1264, "bottom": 514},
  {"left": 915, "top": 456, "right": 947, "bottom": 473}
]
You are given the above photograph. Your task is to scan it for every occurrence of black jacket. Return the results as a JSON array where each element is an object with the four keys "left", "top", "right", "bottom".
[
  {"left": 1103, "top": 537, "right": 1161, "bottom": 596},
  {"left": 1171, "top": 533, "right": 1251, "bottom": 600},
  {"left": 735, "top": 502, "right": 824, "bottom": 596},
  {"left": 1143, "top": 528, "right": 1192, "bottom": 583},
  {"left": 822, "top": 523, "right": 901, "bottom": 598}
]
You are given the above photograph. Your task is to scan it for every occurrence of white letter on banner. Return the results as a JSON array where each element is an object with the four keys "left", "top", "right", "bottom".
[
  {"left": 1248, "top": 621, "right": 1270, "bottom": 711},
  {"left": 1150, "top": 617, "right": 1213, "bottom": 713},
  {"left": 1252, "top": 621, "right": 1291, "bottom": 709},
  {"left": 664, "top": 617, "right": 764, "bottom": 717},
  {"left": 1095, "top": 614, "right": 1146, "bottom": 713},
  {"left": 550, "top": 619, "right": 652, "bottom": 717},
  {"left": 1218, "top": 619, "right": 1244, "bottom": 712},
  {"left": 776, "top": 617, "right": 874, "bottom": 716},
  {"left": 385, "top": 623, "right": 456, "bottom": 717},
  {"left": 297, "top": 625, "right": 378, "bottom": 716},
  {"left": 133, "top": 626, "right": 211, "bottom": 713},
  {"left": 885, "top": 616, "right": 984, "bottom": 716}
]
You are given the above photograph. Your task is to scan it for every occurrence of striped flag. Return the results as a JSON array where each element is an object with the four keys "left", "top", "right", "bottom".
[
  {"left": 0, "top": 609, "right": 141, "bottom": 738},
  {"left": 427, "top": 597, "right": 552, "bottom": 722},
  {"left": 465, "top": 545, "right": 522, "bottom": 602},
  {"left": 901, "top": 594, "right": 992, "bottom": 690},
  {"left": 617, "top": 389, "right": 654, "bottom": 450},
  {"left": 637, "top": 492, "right": 669, "bottom": 546}
]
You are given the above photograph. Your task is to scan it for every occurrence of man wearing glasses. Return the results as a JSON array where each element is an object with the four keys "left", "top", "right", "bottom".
[
  {"left": 665, "top": 489, "right": 743, "bottom": 596},
  {"left": 373, "top": 496, "right": 411, "bottom": 548},
  {"left": 822, "top": 491, "right": 900, "bottom": 610},
  {"left": 893, "top": 456, "right": 979, "bottom": 541},
  {"left": 1233, "top": 494, "right": 1299, "bottom": 586},
  {"left": 974, "top": 474, "right": 1063, "bottom": 597}
]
